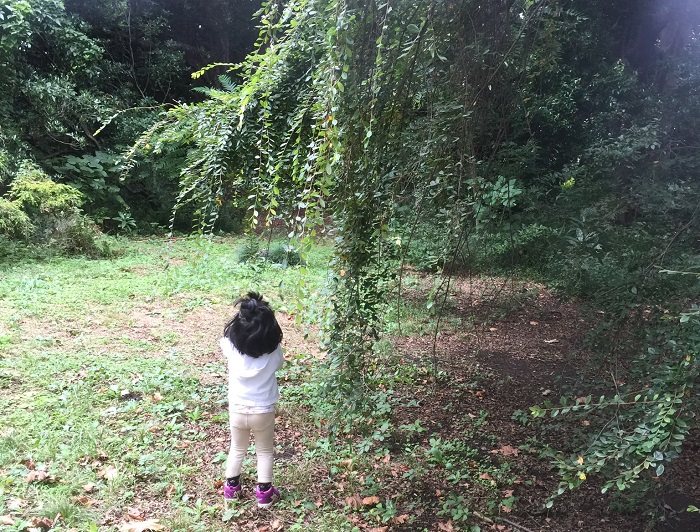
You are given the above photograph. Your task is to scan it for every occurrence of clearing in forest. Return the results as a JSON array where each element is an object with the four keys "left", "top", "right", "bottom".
[{"left": 0, "top": 237, "right": 698, "bottom": 532}]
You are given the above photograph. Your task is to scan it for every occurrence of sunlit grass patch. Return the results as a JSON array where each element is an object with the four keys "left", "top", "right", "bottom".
[{"left": 0, "top": 235, "right": 528, "bottom": 531}]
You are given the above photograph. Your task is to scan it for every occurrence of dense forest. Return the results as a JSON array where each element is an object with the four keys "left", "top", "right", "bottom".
[{"left": 2, "top": 0, "right": 700, "bottom": 529}]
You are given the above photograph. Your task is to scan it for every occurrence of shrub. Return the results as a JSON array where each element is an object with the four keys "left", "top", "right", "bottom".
[
  {"left": 3, "top": 161, "right": 110, "bottom": 257},
  {"left": 267, "top": 243, "right": 303, "bottom": 266},
  {"left": 8, "top": 162, "right": 83, "bottom": 218},
  {"left": 50, "top": 215, "right": 108, "bottom": 257},
  {"left": 0, "top": 198, "right": 33, "bottom": 239},
  {"left": 235, "top": 237, "right": 260, "bottom": 263}
]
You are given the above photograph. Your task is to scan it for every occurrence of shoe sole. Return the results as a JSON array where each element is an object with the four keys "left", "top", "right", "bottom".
[{"left": 257, "top": 494, "right": 280, "bottom": 509}]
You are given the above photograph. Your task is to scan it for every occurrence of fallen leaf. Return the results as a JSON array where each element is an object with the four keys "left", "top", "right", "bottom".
[
  {"left": 75, "top": 496, "right": 97, "bottom": 507},
  {"left": 581, "top": 420, "right": 590, "bottom": 426},
  {"left": 117, "top": 519, "right": 166, "bottom": 532},
  {"left": 437, "top": 522, "right": 455, "bottom": 531},
  {"left": 98, "top": 465, "right": 118, "bottom": 480},
  {"left": 0, "top": 516, "right": 15, "bottom": 526},
  {"left": 368, "top": 528, "right": 389, "bottom": 532},
  {"left": 577, "top": 456, "right": 584, "bottom": 465},
  {"left": 127, "top": 508, "right": 144, "bottom": 520},
  {"left": 361, "top": 496, "right": 381, "bottom": 506},
  {"left": 392, "top": 514, "right": 410, "bottom": 524},
  {"left": 83, "top": 483, "right": 96, "bottom": 493},
  {"left": 479, "top": 472, "right": 494, "bottom": 481},
  {"left": 271, "top": 519, "right": 283, "bottom": 531},
  {"left": 497, "top": 445, "right": 520, "bottom": 457},
  {"left": 541, "top": 389, "right": 552, "bottom": 396},
  {"left": 257, "top": 526, "right": 271, "bottom": 532},
  {"left": 30, "top": 516, "right": 55, "bottom": 530},
  {"left": 7, "top": 498, "right": 26, "bottom": 510},
  {"left": 489, "top": 327, "right": 498, "bottom": 332},
  {"left": 345, "top": 495, "right": 363, "bottom": 509},
  {"left": 120, "top": 389, "right": 131, "bottom": 397},
  {"left": 26, "top": 470, "right": 49, "bottom": 483},
  {"left": 502, "top": 490, "right": 514, "bottom": 497},
  {"left": 153, "top": 392, "right": 163, "bottom": 402},
  {"left": 501, "top": 505, "right": 512, "bottom": 513},
  {"left": 529, "top": 321, "right": 538, "bottom": 325},
  {"left": 166, "top": 484, "right": 176, "bottom": 498}
]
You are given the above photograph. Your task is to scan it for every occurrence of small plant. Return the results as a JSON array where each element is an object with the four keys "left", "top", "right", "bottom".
[
  {"left": 235, "top": 236, "right": 260, "bottom": 263},
  {"left": 9, "top": 162, "right": 83, "bottom": 217},
  {"left": 112, "top": 211, "right": 137, "bottom": 233},
  {"left": 267, "top": 243, "right": 303, "bottom": 266}
]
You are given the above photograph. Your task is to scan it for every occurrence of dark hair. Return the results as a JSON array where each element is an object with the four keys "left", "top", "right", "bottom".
[{"left": 224, "top": 291, "right": 283, "bottom": 358}]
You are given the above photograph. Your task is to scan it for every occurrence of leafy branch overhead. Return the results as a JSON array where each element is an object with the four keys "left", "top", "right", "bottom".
[{"left": 124, "top": 0, "right": 700, "bottom": 502}]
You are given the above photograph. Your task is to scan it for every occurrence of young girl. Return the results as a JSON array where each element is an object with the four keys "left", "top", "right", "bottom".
[{"left": 220, "top": 292, "right": 284, "bottom": 508}]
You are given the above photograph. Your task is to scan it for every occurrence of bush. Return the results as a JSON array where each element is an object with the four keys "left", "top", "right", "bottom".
[
  {"left": 267, "top": 243, "right": 303, "bottom": 266},
  {"left": 8, "top": 162, "right": 83, "bottom": 218},
  {"left": 50, "top": 215, "right": 111, "bottom": 257},
  {"left": 0, "top": 198, "right": 33, "bottom": 239},
  {"left": 235, "top": 237, "right": 261, "bottom": 263},
  {"left": 235, "top": 238, "right": 304, "bottom": 267},
  {"left": 2, "top": 161, "right": 111, "bottom": 257}
]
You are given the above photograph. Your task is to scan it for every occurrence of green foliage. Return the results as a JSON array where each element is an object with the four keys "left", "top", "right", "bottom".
[
  {"left": 235, "top": 236, "right": 260, "bottom": 263},
  {"left": 9, "top": 162, "right": 83, "bottom": 216},
  {"left": 52, "top": 152, "right": 125, "bottom": 215},
  {"left": 123, "top": 0, "right": 700, "bottom": 508},
  {"left": 267, "top": 243, "right": 303, "bottom": 267},
  {"left": 0, "top": 197, "right": 33, "bottom": 238},
  {"left": 2, "top": 162, "right": 111, "bottom": 256}
]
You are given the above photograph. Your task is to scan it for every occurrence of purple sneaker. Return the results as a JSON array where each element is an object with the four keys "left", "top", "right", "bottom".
[
  {"left": 255, "top": 485, "right": 280, "bottom": 509},
  {"left": 223, "top": 482, "right": 242, "bottom": 501}
]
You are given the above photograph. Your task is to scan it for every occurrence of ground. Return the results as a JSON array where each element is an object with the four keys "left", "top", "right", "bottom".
[
  {"left": 0, "top": 237, "right": 698, "bottom": 531},
  {"left": 117, "top": 276, "right": 700, "bottom": 531}
]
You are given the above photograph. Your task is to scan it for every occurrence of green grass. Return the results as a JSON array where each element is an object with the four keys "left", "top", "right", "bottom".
[
  {"left": 0, "top": 235, "right": 523, "bottom": 531},
  {"left": 0, "top": 235, "right": 345, "bottom": 531}
]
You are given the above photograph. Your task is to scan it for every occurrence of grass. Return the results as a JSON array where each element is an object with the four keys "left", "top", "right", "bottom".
[
  {"left": 0, "top": 235, "right": 524, "bottom": 531},
  {"left": 0, "top": 235, "right": 340, "bottom": 531}
]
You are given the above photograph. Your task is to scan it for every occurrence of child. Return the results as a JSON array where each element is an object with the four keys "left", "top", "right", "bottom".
[{"left": 221, "top": 291, "right": 284, "bottom": 508}]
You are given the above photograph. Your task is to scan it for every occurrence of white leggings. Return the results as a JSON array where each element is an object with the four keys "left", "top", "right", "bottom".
[{"left": 225, "top": 411, "right": 276, "bottom": 483}]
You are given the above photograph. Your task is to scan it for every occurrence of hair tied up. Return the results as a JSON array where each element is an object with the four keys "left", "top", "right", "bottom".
[{"left": 224, "top": 291, "right": 283, "bottom": 358}]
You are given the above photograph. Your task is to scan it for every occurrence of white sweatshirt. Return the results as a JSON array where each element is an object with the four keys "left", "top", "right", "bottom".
[{"left": 220, "top": 337, "right": 284, "bottom": 407}]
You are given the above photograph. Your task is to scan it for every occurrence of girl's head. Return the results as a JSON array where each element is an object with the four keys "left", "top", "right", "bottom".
[{"left": 224, "top": 291, "right": 283, "bottom": 358}]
